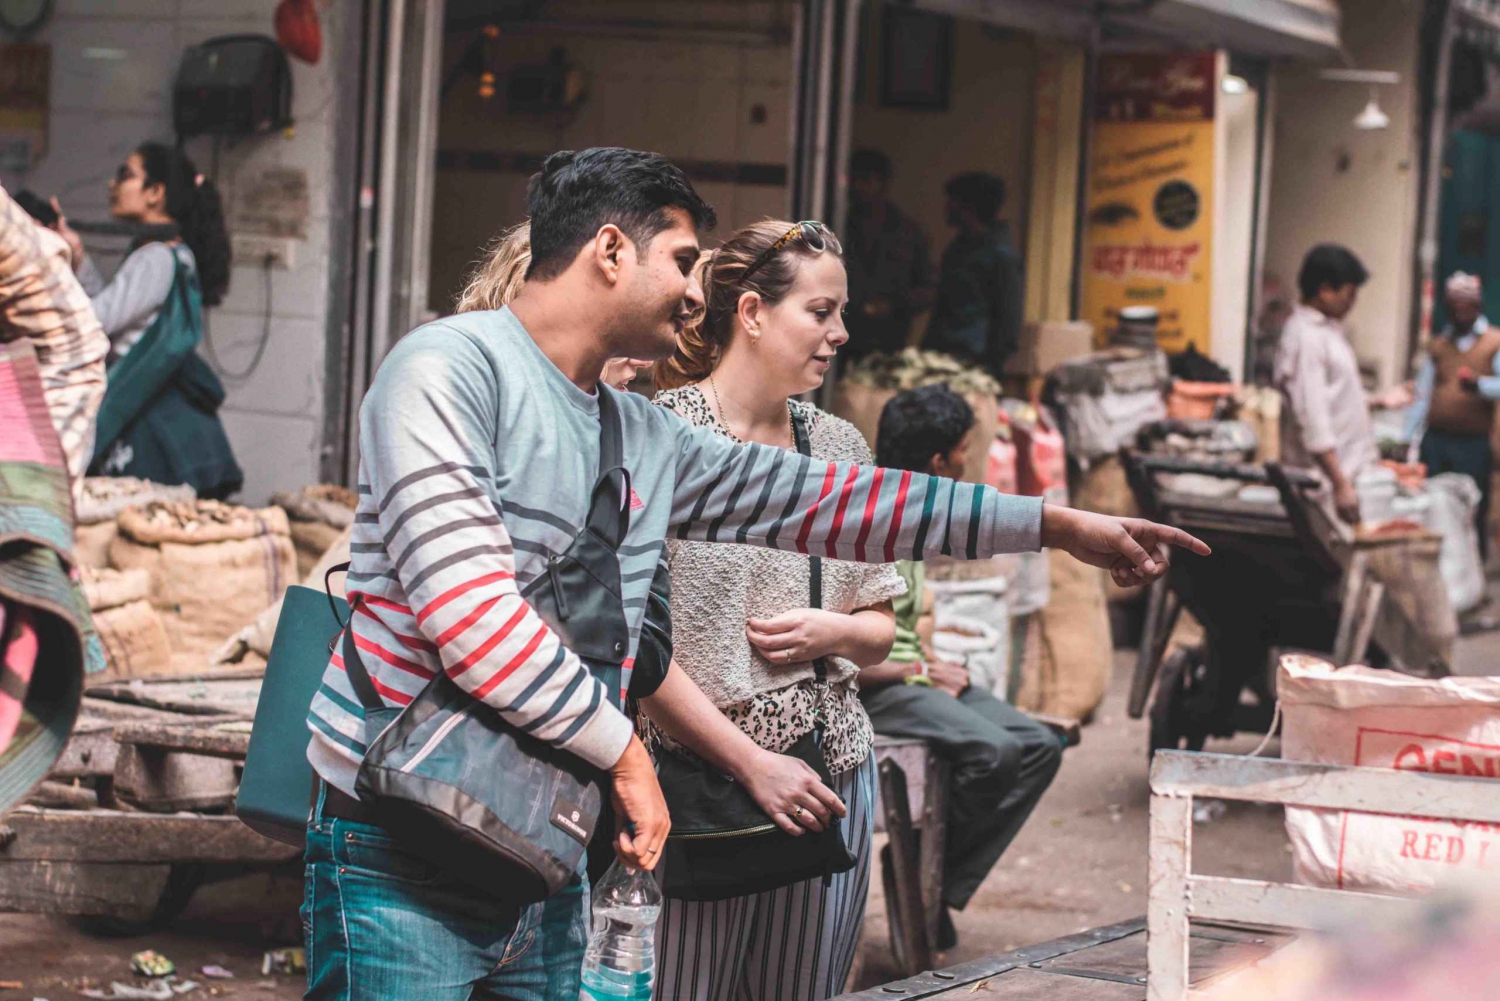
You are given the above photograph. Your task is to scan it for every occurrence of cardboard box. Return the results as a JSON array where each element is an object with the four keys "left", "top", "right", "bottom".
[{"left": 1006, "top": 320, "right": 1095, "bottom": 378}]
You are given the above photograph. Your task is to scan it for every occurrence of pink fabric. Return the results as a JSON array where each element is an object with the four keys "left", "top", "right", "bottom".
[{"left": 0, "top": 603, "right": 38, "bottom": 752}]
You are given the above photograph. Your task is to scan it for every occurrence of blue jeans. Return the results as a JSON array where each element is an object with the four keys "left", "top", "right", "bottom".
[{"left": 301, "top": 785, "right": 590, "bottom": 1000}]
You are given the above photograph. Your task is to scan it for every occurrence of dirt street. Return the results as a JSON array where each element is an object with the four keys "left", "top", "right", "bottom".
[{"left": 0, "top": 652, "right": 1292, "bottom": 998}]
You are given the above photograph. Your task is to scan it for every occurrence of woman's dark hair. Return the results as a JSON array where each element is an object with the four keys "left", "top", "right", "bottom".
[
  {"left": 1297, "top": 243, "right": 1368, "bottom": 301},
  {"left": 875, "top": 383, "right": 975, "bottom": 474},
  {"left": 136, "top": 142, "right": 231, "bottom": 305},
  {"left": 525, "top": 147, "right": 716, "bottom": 281},
  {"left": 655, "top": 219, "right": 842, "bottom": 390}
]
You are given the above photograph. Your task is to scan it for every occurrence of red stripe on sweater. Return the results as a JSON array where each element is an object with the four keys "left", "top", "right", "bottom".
[
  {"left": 353, "top": 633, "right": 436, "bottom": 680},
  {"left": 433, "top": 593, "right": 505, "bottom": 648},
  {"left": 328, "top": 651, "right": 413, "bottom": 706},
  {"left": 416, "top": 570, "right": 515, "bottom": 626},
  {"left": 824, "top": 465, "right": 862, "bottom": 557},
  {"left": 853, "top": 466, "right": 884, "bottom": 563},
  {"left": 883, "top": 471, "right": 912, "bottom": 562},
  {"left": 447, "top": 603, "right": 529, "bottom": 678},
  {"left": 471, "top": 625, "right": 549, "bottom": 700},
  {"left": 356, "top": 602, "right": 437, "bottom": 653},
  {"left": 358, "top": 594, "right": 414, "bottom": 617},
  {"left": 795, "top": 462, "right": 838, "bottom": 554}
]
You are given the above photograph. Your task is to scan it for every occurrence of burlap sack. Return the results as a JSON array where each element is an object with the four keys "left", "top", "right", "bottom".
[
  {"left": 1073, "top": 457, "right": 1145, "bottom": 605},
  {"left": 72, "top": 477, "right": 197, "bottom": 569},
  {"left": 1029, "top": 549, "right": 1113, "bottom": 720},
  {"left": 81, "top": 567, "right": 172, "bottom": 682},
  {"left": 1281, "top": 656, "right": 1500, "bottom": 895},
  {"left": 110, "top": 501, "right": 296, "bottom": 670},
  {"left": 212, "top": 524, "right": 353, "bottom": 667},
  {"left": 273, "top": 484, "right": 359, "bottom": 578}
]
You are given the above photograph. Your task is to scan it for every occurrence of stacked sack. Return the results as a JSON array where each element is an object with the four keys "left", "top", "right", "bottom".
[
  {"left": 272, "top": 484, "right": 359, "bottom": 578},
  {"left": 73, "top": 477, "right": 196, "bottom": 569},
  {"left": 81, "top": 567, "right": 172, "bottom": 682},
  {"left": 109, "top": 500, "right": 297, "bottom": 670}
]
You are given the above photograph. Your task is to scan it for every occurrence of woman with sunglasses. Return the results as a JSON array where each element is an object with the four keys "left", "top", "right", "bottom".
[
  {"left": 50, "top": 143, "right": 241, "bottom": 497},
  {"left": 647, "top": 219, "right": 903, "bottom": 1000}
]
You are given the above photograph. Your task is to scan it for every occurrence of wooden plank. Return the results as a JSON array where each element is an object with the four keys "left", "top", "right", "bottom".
[
  {"left": 1036, "top": 930, "right": 1269, "bottom": 984},
  {"left": 1147, "top": 793, "right": 1191, "bottom": 1001},
  {"left": 0, "top": 860, "right": 169, "bottom": 919},
  {"left": 924, "top": 968, "right": 1145, "bottom": 1000},
  {"left": 919, "top": 753, "right": 949, "bottom": 952},
  {"left": 0, "top": 807, "right": 300, "bottom": 863},
  {"left": 1188, "top": 875, "right": 1424, "bottom": 931},
  {"left": 27, "top": 781, "right": 100, "bottom": 809},
  {"left": 47, "top": 722, "right": 120, "bottom": 779},
  {"left": 85, "top": 678, "right": 262, "bottom": 718},
  {"left": 879, "top": 758, "right": 933, "bottom": 977},
  {"left": 114, "top": 721, "right": 252, "bottom": 759},
  {"left": 873, "top": 738, "right": 933, "bottom": 829},
  {"left": 113, "top": 743, "right": 240, "bottom": 812},
  {"left": 1149, "top": 751, "right": 1500, "bottom": 822}
]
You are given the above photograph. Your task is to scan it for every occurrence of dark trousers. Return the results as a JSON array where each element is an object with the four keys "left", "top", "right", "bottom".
[
  {"left": 1420, "top": 429, "right": 1493, "bottom": 560},
  {"left": 860, "top": 683, "right": 1062, "bottom": 910}
]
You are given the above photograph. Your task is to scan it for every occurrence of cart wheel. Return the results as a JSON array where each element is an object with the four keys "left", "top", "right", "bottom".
[
  {"left": 1149, "top": 647, "right": 1208, "bottom": 756},
  {"left": 75, "top": 864, "right": 205, "bottom": 937}
]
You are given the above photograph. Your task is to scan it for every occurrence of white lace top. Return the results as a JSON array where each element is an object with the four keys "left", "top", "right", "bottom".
[{"left": 649, "top": 386, "right": 907, "bottom": 774}]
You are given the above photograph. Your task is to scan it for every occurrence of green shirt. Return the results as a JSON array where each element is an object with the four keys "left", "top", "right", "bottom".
[{"left": 890, "top": 560, "right": 925, "bottom": 664}]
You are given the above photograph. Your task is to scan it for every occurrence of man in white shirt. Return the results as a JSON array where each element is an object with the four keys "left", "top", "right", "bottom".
[{"left": 1274, "top": 244, "right": 1377, "bottom": 523}]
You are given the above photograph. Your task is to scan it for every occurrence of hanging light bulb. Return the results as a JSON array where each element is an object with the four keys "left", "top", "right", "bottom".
[{"left": 1354, "top": 87, "right": 1389, "bottom": 130}]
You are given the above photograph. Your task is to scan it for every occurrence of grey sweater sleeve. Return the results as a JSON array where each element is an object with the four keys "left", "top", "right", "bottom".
[
  {"left": 664, "top": 416, "right": 1043, "bottom": 561},
  {"left": 78, "top": 244, "right": 176, "bottom": 343}
]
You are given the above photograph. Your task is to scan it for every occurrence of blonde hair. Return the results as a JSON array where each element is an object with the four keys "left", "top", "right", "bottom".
[
  {"left": 455, "top": 221, "right": 531, "bottom": 313},
  {"left": 654, "top": 219, "right": 842, "bottom": 391}
]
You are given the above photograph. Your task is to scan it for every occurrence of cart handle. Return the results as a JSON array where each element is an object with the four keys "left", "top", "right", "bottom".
[{"left": 1128, "top": 454, "right": 1320, "bottom": 487}]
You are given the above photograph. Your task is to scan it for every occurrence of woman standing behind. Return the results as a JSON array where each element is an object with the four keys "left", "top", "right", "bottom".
[
  {"left": 648, "top": 220, "right": 904, "bottom": 1000},
  {"left": 52, "top": 143, "right": 241, "bottom": 498}
]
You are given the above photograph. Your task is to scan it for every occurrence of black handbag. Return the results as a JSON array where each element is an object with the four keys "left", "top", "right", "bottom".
[
  {"left": 655, "top": 409, "right": 857, "bottom": 901},
  {"left": 338, "top": 389, "right": 633, "bottom": 903}
]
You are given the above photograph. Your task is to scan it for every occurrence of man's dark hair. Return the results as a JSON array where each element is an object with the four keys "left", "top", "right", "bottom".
[
  {"left": 525, "top": 147, "right": 717, "bottom": 280},
  {"left": 876, "top": 384, "right": 976, "bottom": 474},
  {"left": 1297, "top": 244, "right": 1369, "bottom": 301},
  {"left": 850, "top": 148, "right": 892, "bottom": 181},
  {"left": 945, "top": 172, "right": 1006, "bottom": 221}
]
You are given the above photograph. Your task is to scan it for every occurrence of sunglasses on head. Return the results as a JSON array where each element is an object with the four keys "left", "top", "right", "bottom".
[{"left": 740, "top": 221, "right": 840, "bottom": 283}]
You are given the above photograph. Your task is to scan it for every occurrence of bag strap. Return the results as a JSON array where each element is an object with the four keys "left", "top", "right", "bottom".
[
  {"left": 790, "top": 407, "right": 828, "bottom": 689},
  {"left": 320, "top": 560, "right": 383, "bottom": 715},
  {"left": 585, "top": 388, "right": 631, "bottom": 549}
]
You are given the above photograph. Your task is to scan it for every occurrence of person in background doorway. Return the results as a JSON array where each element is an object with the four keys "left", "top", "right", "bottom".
[
  {"left": 858, "top": 383, "right": 1062, "bottom": 952},
  {"left": 924, "top": 172, "right": 1024, "bottom": 377},
  {"left": 0, "top": 184, "right": 108, "bottom": 496},
  {"left": 843, "top": 149, "right": 934, "bottom": 364},
  {"left": 50, "top": 142, "right": 241, "bottom": 498},
  {"left": 1274, "top": 244, "right": 1376, "bottom": 524},
  {"left": 1404, "top": 272, "right": 1500, "bottom": 555}
]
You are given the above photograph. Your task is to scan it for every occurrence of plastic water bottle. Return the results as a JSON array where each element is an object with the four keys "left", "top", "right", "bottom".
[{"left": 579, "top": 859, "right": 661, "bottom": 1000}]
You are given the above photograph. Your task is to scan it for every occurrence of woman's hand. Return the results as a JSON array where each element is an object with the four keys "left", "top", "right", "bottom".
[
  {"left": 735, "top": 746, "right": 847, "bottom": 836},
  {"left": 48, "top": 198, "right": 84, "bottom": 270},
  {"left": 746, "top": 607, "right": 848, "bottom": 665}
]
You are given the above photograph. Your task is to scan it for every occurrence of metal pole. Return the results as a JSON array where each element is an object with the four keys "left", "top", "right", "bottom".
[{"left": 1414, "top": 2, "right": 1457, "bottom": 372}]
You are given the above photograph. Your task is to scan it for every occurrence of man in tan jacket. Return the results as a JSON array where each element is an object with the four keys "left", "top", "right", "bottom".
[{"left": 1406, "top": 272, "right": 1500, "bottom": 554}]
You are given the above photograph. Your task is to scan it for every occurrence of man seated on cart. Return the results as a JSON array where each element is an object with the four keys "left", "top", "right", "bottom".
[{"left": 859, "top": 384, "right": 1064, "bottom": 952}]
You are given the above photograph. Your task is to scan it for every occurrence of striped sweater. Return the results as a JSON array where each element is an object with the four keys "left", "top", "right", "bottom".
[{"left": 306, "top": 307, "right": 1044, "bottom": 795}]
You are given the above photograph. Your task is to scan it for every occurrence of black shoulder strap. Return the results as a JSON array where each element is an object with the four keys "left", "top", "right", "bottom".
[
  {"left": 790, "top": 405, "right": 828, "bottom": 686},
  {"left": 587, "top": 387, "right": 631, "bottom": 548},
  {"left": 321, "top": 560, "right": 383, "bottom": 714}
]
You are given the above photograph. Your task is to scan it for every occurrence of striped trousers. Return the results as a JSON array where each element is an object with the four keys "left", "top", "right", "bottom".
[{"left": 653, "top": 754, "right": 877, "bottom": 1001}]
